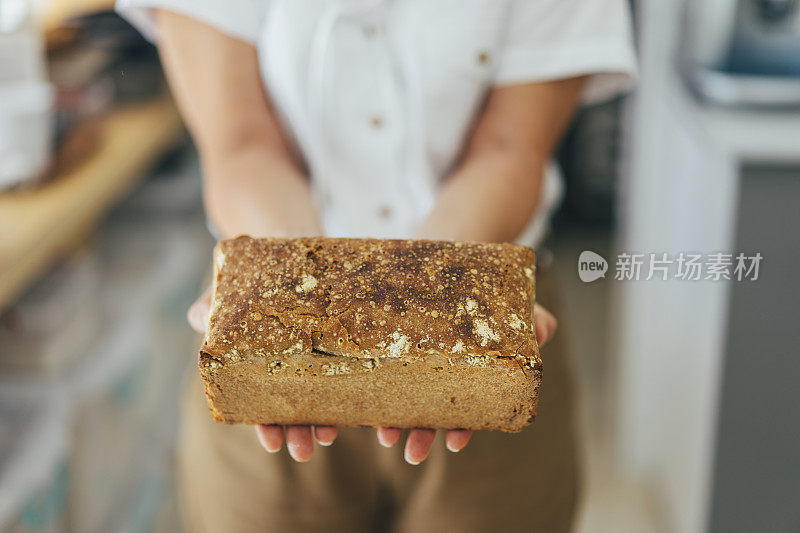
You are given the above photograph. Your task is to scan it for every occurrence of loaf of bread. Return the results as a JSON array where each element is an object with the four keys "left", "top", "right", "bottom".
[{"left": 199, "top": 236, "right": 542, "bottom": 432}]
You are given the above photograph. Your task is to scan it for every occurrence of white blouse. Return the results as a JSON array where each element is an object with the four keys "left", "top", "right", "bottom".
[{"left": 118, "top": 0, "right": 636, "bottom": 245}]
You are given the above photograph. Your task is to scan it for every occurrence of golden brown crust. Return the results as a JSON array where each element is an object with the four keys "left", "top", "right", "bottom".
[
  {"left": 203, "top": 236, "right": 540, "bottom": 366},
  {"left": 199, "top": 236, "right": 542, "bottom": 431}
]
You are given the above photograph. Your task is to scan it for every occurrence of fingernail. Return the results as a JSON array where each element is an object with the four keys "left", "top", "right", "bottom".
[
  {"left": 404, "top": 451, "right": 422, "bottom": 465},
  {"left": 446, "top": 442, "right": 460, "bottom": 453},
  {"left": 287, "top": 447, "right": 310, "bottom": 463},
  {"left": 265, "top": 446, "right": 280, "bottom": 453},
  {"left": 317, "top": 440, "right": 333, "bottom": 447},
  {"left": 379, "top": 440, "right": 393, "bottom": 448}
]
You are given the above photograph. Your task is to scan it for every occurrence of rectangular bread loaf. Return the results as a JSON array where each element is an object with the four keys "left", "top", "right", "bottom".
[{"left": 199, "top": 236, "right": 542, "bottom": 432}]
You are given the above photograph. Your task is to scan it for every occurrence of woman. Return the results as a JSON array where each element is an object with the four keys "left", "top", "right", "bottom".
[{"left": 118, "top": 1, "right": 635, "bottom": 531}]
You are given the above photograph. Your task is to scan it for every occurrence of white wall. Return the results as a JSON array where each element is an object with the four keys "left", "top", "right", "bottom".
[{"left": 612, "top": 1, "right": 739, "bottom": 532}]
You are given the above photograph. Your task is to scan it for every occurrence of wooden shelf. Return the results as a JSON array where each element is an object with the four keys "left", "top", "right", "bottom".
[
  {"left": 0, "top": 94, "right": 184, "bottom": 309},
  {"left": 38, "top": 0, "right": 116, "bottom": 32}
]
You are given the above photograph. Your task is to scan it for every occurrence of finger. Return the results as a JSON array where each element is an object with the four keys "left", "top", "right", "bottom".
[
  {"left": 377, "top": 427, "right": 402, "bottom": 448},
  {"left": 187, "top": 286, "right": 213, "bottom": 333},
  {"left": 404, "top": 429, "right": 436, "bottom": 465},
  {"left": 445, "top": 429, "right": 472, "bottom": 453},
  {"left": 255, "top": 424, "right": 284, "bottom": 453},
  {"left": 285, "top": 426, "right": 314, "bottom": 462},
  {"left": 313, "top": 426, "right": 338, "bottom": 446},
  {"left": 533, "top": 304, "right": 558, "bottom": 347}
]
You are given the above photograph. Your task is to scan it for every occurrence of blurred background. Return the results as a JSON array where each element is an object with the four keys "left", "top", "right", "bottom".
[{"left": 1, "top": 0, "right": 798, "bottom": 532}]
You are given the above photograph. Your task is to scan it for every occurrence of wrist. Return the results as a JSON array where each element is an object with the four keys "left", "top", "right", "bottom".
[{"left": 201, "top": 150, "right": 323, "bottom": 240}]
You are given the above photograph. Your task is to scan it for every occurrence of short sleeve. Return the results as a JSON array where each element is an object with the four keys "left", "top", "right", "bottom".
[
  {"left": 495, "top": 0, "right": 637, "bottom": 103},
  {"left": 115, "top": 0, "right": 267, "bottom": 44}
]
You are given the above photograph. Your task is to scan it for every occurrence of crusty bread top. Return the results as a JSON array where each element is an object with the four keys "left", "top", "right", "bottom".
[{"left": 202, "top": 237, "right": 540, "bottom": 371}]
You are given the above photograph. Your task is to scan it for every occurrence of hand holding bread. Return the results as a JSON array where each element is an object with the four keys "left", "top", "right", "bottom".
[{"left": 188, "top": 238, "right": 557, "bottom": 464}]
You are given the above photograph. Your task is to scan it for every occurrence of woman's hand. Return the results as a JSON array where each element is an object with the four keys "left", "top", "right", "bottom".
[{"left": 189, "top": 289, "right": 557, "bottom": 464}]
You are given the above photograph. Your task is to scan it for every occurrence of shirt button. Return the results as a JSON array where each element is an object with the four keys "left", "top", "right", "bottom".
[
  {"left": 369, "top": 115, "right": 384, "bottom": 129},
  {"left": 377, "top": 205, "right": 393, "bottom": 219},
  {"left": 477, "top": 50, "right": 491, "bottom": 66}
]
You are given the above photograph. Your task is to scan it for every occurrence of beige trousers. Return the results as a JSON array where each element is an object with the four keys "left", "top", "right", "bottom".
[{"left": 176, "top": 271, "right": 580, "bottom": 532}]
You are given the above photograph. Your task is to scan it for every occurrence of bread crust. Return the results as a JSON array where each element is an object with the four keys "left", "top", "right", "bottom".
[{"left": 200, "top": 237, "right": 542, "bottom": 432}]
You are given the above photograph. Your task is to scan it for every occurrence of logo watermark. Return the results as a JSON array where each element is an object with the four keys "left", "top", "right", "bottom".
[
  {"left": 578, "top": 251, "right": 762, "bottom": 282},
  {"left": 578, "top": 251, "right": 609, "bottom": 283}
]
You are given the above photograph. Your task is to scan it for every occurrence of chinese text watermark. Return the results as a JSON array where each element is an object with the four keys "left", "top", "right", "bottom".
[{"left": 578, "top": 251, "right": 762, "bottom": 283}]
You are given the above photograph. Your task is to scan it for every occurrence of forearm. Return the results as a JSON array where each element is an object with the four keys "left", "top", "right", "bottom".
[
  {"left": 202, "top": 145, "right": 321, "bottom": 239},
  {"left": 414, "top": 151, "right": 544, "bottom": 242},
  {"left": 416, "top": 77, "right": 585, "bottom": 243},
  {"left": 156, "top": 9, "right": 320, "bottom": 239}
]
